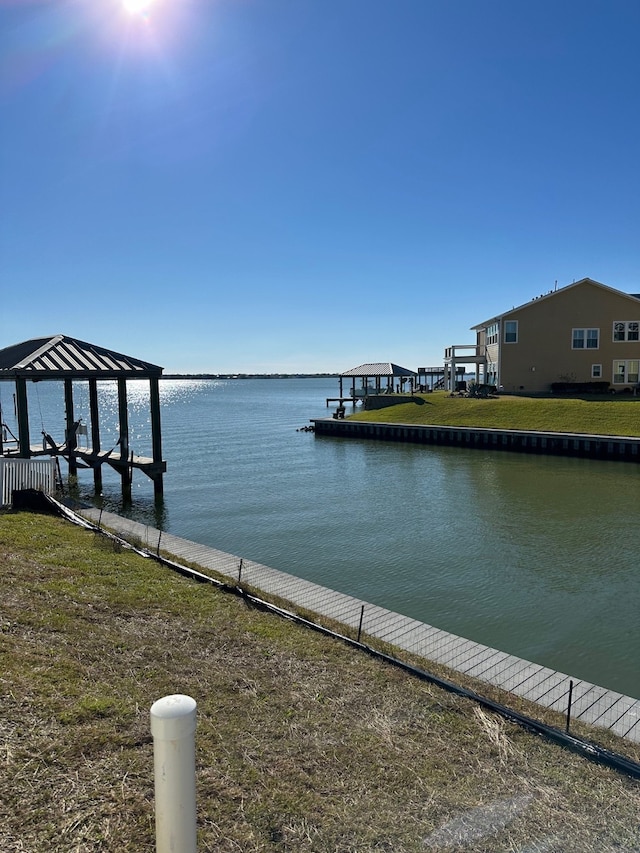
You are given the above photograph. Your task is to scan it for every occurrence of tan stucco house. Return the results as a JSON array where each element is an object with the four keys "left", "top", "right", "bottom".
[{"left": 446, "top": 278, "right": 640, "bottom": 393}]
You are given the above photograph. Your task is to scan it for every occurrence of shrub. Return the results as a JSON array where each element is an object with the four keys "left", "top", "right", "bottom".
[
  {"left": 550, "top": 381, "right": 610, "bottom": 394},
  {"left": 467, "top": 382, "right": 498, "bottom": 398}
]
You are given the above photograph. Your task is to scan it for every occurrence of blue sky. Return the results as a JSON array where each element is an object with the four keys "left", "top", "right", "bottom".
[{"left": 2, "top": 0, "right": 640, "bottom": 373}]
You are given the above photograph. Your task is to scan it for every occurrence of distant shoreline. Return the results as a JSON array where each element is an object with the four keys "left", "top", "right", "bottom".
[{"left": 161, "top": 373, "right": 339, "bottom": 380}]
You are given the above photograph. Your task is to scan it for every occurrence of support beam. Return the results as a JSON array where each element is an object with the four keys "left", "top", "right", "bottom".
[
  {"left": 117, "top": 378, "right": 132, "bottom": 502},
  {"left": 64, "top": 378, "right": 77, "bottom": 476},
  {"left": 15, "top": 378, "right": 30, "bottom": 459},
  {"left": 149, "top": 376, "right": 164, "bottom": 498},
  {"left": 89, "top": 378, "right": 102, "bottom": 493}
]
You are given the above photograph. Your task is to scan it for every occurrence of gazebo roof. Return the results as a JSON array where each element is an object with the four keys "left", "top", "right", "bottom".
[
  {"left": 340, "top": 362, "right": 417, "bottom": 378},
  {"left": 0, "top": 335, "right": 163, "bottom": 380}
]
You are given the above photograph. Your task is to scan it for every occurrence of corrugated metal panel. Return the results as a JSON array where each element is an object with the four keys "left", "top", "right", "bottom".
[
  {"left": 39, "top": 354, "right": 59, "bottom": 371},
  {"left": 48, "top": 348, "right": 75, "bottom": 371},
  {"left": 95, "top": 350, "right": 121, "bottom": 372},
  {"left": 63, "top": 341, "right": 95, "bottom": 371}
]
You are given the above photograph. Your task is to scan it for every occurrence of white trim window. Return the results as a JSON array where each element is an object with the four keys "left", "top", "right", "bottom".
[
  {"left": 504, "top": 320, "right": 518, "bottom": 343},
  {"left": 613, "top": 321, "right": 640, "bottom": 342},
  {"left": 591, "top": 364, "right": 602, "bottom": 378},
  {"left": 572, "top": 328, "right": 599, "bottom": 349},
  {"left": 613, "top": 360, "right": 640, "bottom": 384},
  {"left": 486, "top": 323, "right": 499, "bottom": 345}
]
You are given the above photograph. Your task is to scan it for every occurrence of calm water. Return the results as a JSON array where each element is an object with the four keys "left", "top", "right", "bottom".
[{"left": 4, "top": 377, "right": 639, "bottom": 697}]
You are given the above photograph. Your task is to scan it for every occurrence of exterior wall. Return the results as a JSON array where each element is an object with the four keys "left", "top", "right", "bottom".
[
  {"left": 473, "top": 328, "right": 498, "bottom": 385},
  {"left": 491, "top": 281, "right": 640, "bottom": 393},
  {"left": 486, "top": 342, "right": 499, "bottom": 385}
]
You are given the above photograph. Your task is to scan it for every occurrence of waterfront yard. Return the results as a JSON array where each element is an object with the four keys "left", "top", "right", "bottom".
[
  {"left": 350, "top": 390, "right": 640, "bottom": 436},
  {"left": 1, "top": 510, "right": 640, "bottom": 852}
]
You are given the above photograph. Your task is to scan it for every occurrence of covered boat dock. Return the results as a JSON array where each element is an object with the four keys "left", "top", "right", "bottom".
[
  {"left": 328, "top": 362, "right": 418, "bottom": 406},
  {"left": 0, "top": 335, "right": 166, "bottom": 501}
]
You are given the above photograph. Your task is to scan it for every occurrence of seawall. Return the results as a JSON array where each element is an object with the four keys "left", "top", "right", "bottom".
[{"left": 311, "top": 418, "right": 640, "bottom": 462}]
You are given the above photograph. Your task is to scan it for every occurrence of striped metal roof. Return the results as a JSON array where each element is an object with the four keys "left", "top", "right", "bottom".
[
  {"left": 0, "top": 335, "right": 163, "bottom": 379},
  {"left": 340, "top": 362, "right": 417, "bottom": 377}
]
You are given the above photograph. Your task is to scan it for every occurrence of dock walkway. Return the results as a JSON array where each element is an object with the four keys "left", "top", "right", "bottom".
[{"left": 79, "top": 507, "right": 640, "bottom": 744}]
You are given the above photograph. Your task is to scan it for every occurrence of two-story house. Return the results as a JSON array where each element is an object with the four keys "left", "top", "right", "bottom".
[{"left": 455, "top": 278, "right": 640, "bottom": 393}]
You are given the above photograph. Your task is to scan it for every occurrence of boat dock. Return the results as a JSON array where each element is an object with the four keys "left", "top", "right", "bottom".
[
  {"left": 325, "top": 397, "right": 357, "bottom": 406},
  {"left": 78, "top": 507, "right": 640, "bottom": 744}
]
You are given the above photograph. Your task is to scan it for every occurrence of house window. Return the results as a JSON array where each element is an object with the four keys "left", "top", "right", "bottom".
[
  {"left": 504, "top": 321, "right": 518, "bottom": 343},
  {"left": 572, "top": 328, "right": 599, "bottom": 349},
  {"left": 591, "top": 364, "right": 602, "bottom": 379},
  {"left": 612, "top": 360, "right": 639, "bottom": 384},
  {"left": 613, "top": 321, "right": 640, "bottom": 342},
  {"left": 486, "top": 323, "right": 499, "bottom": 345}
]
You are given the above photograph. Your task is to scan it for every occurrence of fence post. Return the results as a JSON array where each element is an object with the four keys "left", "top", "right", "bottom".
[
  {"left": 150, "top": 694, "right": 198, "bottom": 853},
  {"left": 357, "top": 605, "right": 365, "bottom": 643},
  {"left": 566, "top": 679, "right": 574, "bottom": 733}
]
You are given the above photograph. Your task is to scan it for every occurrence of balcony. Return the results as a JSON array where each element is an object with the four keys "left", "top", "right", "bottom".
[{"left": 444, "top": 345, "right": 486, "bottom": 365}]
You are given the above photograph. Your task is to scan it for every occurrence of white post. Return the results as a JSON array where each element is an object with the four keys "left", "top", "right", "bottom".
[{"left": 150, "top": 694, "right": 197, "bottom": 853}]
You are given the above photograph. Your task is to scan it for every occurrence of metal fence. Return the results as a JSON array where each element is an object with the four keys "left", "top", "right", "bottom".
[{"left": 0, "top": 458, "right": 57, "bottom": 507}]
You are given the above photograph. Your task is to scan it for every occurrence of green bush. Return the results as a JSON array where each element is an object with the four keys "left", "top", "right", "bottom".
[{"left": 551, "top": 381, "right": 610, "bottom": 394}]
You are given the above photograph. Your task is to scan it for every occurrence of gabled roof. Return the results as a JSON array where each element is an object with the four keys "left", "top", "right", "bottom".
[
  {"left": 340, "top": 362, "right": 417, "bottom": 378},
  {"left": 0, "top": 335, "right": 163, "bottom": 380},
  {"left": 472, "top": 278, "right": 640, "bottom": 330}
]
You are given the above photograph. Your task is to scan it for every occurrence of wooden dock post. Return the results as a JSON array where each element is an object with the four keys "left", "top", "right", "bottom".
[
  {"left": 64, "top": 378, "right": 78, "bottom": 478},
  {"left": 149, "top": 376, "right": 164, "bottom": 498},
  {"left": 89, "top": 378, "right": 102, "bottom": 494},
  {"left": 15, "top": 378, "right": 30, "bottom": 459},
  {"left": 117, "top": 378, "right": 132, "bottom": 502}
]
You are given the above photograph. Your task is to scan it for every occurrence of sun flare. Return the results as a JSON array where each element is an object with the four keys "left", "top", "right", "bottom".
[{"left": 122, "top": 0, "right": 157, "bottom": 14}]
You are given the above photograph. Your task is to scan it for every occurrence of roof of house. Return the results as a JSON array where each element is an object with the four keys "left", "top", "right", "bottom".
[
  {"left": 471, "top": 277, "right": 640, "bottom": 330},
  {"left": 0, "top": 335, "right": 163, "bottom": 380},
  {"left": 340, "top": 362, "right": 417, "bottom": 378}
]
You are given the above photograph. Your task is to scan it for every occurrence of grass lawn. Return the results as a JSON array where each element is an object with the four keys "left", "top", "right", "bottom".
[
  {"left": 348, "top": 391, "right": 640, "bottom": 436},
  {"left": 1, "top": 510, "right": 640, "bottom": 852}
]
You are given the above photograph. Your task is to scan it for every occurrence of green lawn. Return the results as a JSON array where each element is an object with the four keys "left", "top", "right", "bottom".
[
  {"left": 2, "top": 510, "right": 640, "bottom": 851},
  {"left": 348, "top": 391, "right": 640, "bottom": 436}
]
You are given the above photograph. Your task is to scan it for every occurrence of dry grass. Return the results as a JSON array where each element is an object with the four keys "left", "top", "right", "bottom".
[{"left": 1, "top": 510, "right": 639, "bottom": 852}]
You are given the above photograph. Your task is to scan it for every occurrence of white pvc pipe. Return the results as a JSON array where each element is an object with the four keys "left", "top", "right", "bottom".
[{"left": 150, "top": 694, "right": 197, "bottom": 853}]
